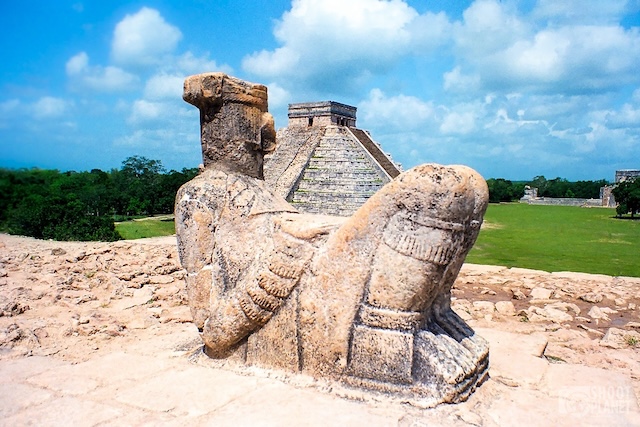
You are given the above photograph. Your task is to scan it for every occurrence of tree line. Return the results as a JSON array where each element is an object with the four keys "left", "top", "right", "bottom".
[
  {"left": 0, "top": 156, "right": 198, "bottom": 241},
  {"left": 486, "top": 176, "right": 609, "bottom": 203},
  {"left": 0, "top": 159, "right": 630, "bottom": 242}
]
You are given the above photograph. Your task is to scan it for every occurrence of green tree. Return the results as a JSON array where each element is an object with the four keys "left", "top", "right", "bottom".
[
  {"left": 529, "top": 176, "right": 549, "bottom": 196},
  {"left": 573, "top": 179, "right": 609, "bottom": 199},
  {"left": 8, "top": 192, "right": 121, "bottom": 241},
  {"left": 544, "top": 177, "right": 570, "bottom": 198},
  {"left": 487, "top": 178, "right": 512, "bottom": 202},
  {"left": 44, "top": 198, "right": 120, "bottom": 241},
  {"left": 613, "top": 178, "right": 640, "bottom": 218},
  {"left": 525, "top": 176, "right": 609, "bottom": 199},
  {"left": 119, "top": 156, "right": 166, "bottom": 215},
  {"left": 8, "top": 194, "right": 50, "bottom": 239}
]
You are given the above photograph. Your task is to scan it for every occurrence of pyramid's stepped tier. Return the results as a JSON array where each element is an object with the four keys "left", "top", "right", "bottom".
[
  {"left": 292, "top": 191, "right": 374, "bottom": 205},
  {"left": 288, "top": 126, "right": 392, "bottom": 216},
  {"left": 348, "top": 128, "right": 401, "bottom": 179},
  {"left": 301, "top": 170, "right": 384, "bottom": 181},
  {"left": 296, "top": 178, "right": 384, "bottom": 193},
  {"left": 264, "top": 126, "right": 325, "bottom": 199}
]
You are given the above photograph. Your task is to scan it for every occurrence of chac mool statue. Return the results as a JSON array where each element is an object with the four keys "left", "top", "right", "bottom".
[{"left": 175, "top": 72, "right": 489, "bottom": 407}]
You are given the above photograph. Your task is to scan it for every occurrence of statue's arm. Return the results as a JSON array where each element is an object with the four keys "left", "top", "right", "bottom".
[
  {"left": 175, "top": 173, "right": 227, "bottom": 329},
  {"left": 201, "top": 229, "right": 313, "bottom": 357}
]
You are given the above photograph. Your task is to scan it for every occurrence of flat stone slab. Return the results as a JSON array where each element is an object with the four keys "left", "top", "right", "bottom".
[
  {"left": 508, "top": 267, "right": 552, "bottom": 276},
  {"left": 0, "top": 382, "right": 53, "bottom": 418},
  {"left": 3, "top": 396, "right": 126, "bottom": 427},
  {"left": 0, "top": 355, "right": 69, "bottom": 384},
  {"left": 199, "top": 381, "right": 404, "bottom": 426},
  {"left": 486, "top": 387, "right": 640, "bottom": 427},
  {"left": 1, "top": 326, "right": 639, "bottom": 426},
  {"left": 475, "top": 327, "right": 550, "bottom": 387},
  {"left": 475, "top": 327, "right": 548, "bottom": 357},
  {"left": 27, "top": 367, "right": 101, "bottom": 395},
  {"left": 74, "top": 351, "right": 177, "bottom": 384},
  {"left": 551, "top": 271, "right": 614, "bottom": 282},
  {"left": 110, "top": 287, "right": 154, "bottom": 310},
  {"left": 543, "top": 364, "right": 640, "bottom": 413},
  {"left": 460, "top": 263, "right": 508, "bottom": 274},
  {"left": 114, "top": 366, "right": 269, "bottom": 417}
]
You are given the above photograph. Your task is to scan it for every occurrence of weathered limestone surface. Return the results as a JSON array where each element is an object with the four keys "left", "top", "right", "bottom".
[
  {"left": 175, "top": 73, "right": 490, "bottom": 407},
  {"left": 1, "top": 234, "right": 639, "bottom": 425}
]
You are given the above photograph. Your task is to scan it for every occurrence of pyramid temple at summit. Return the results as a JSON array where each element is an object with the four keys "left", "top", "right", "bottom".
[{"left": 264, "top": 101, "right": 402, "bottom": 217}]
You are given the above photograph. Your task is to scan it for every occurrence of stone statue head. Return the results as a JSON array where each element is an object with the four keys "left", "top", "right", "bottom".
[{"left": 183, "top": 72, "right": 276, "bottom": 179}]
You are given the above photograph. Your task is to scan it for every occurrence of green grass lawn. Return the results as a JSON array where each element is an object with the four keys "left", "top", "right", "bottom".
[
  {"left": 117, "top": 205, "right": 639, "bottom": 277},
  {"left": 466, "top": 203, "right": 640, "bottom": 277},
  {"left": 115, "top": 217, "right": 176, "bottom": 240}
]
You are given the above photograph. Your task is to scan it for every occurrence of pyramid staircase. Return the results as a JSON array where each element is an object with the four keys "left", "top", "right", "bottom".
[{"left": 289, "top": 126, "right": 391, "bottom": 216}]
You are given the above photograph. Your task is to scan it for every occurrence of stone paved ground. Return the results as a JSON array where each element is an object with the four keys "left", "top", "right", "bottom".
[{"left": 1, "top": 234, "right": 639, "bottom": 426}]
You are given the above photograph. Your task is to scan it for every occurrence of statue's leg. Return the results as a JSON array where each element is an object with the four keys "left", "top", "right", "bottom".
[
  {"left": 302, "top": 164, "right": 458, "bottom": 378},
  {"left": 331, "top": 164, "right": 489, "bottom": 405}
]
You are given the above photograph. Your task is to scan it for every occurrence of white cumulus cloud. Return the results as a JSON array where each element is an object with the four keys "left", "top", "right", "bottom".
[
  {"left": 443, "top": 67, "right": 481, "bottom": 93},
  {"left": 449, "top": 1, "right": 640, "bottom": 94},
  {"left": 453, "top": 0, "right": 528, "bottom": 59},
  {"left": 144, "top": 73, "right": 184, "bottom": 100},
  {"left": 359, "top": 88, "right": 436, "bottom": 131},
  {"left": 65, "top": 52, "right": 138, "bottom": 92},
  {"left": 65, "top": 52, "right": 89, "bottom": 75},
  {"left": 111, "top": 7, "right": 182, "bottom": 67},
  {"left": 440, "top": 111, "right": 476, "bottom": 135},
  {"left": 176, "top": 52, "right": 232, "bottom": 75},
  {"left": 129, "top": 99, "right": 168, "bottom": 124},
  {"left": 496, "top": 25, "right": 640, "bottom": 91},
  {"left": 242, "top": 0, "right": 449, "bottom": 93},
  {"left": 126, "top": 96, "right": 195, "bottom": 128},
  {"left": 264, "top": 82, "right": 290, "bottom": 109},
  {"left": 606, "top": 103, "right": 640, "bottom": 129},
  {"left": 83, "top": 66, "right": 139, "bottom": 91},
  {"left": 33, "top": 97, "right": 70, "bottom": 119}
]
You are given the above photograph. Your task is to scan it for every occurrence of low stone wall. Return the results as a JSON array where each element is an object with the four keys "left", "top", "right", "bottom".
[{"left": 524, "top": 197, "right": 603, "bottom": 207}]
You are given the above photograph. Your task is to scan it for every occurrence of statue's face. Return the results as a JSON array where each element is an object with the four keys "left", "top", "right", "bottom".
[
  {"left": 223, "top": 111, "right": 276, "bottom": 179},
  {"left": 242, "top": 112, "right": 275, "bottom": 155},
  {"left": 259, "top": 112, "right": 276, "bottom": 154}
]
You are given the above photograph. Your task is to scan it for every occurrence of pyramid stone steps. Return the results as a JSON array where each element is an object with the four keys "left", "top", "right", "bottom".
[
  {"left": 290, "top": 197, "right": 367, "bottom": 214},
  {"left": 291, "top": 191, "right": 376, "bottom": 205},
  {"left": 301, "top": 170, "right": 383, "bottom": 180},
  {"left": 307, "top": 160, "right": 372, "bottom": 169},
  {"left": 298, "top": 177, "right": 384, "bottom": 186},
  {"left": 288, "top": 126, "right": 390, "bottom": 216},
  {"left": 296, "top": 181, "right": 382, "bottom": 194}
]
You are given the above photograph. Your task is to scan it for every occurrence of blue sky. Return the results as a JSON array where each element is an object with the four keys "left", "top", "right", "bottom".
[{"left": 1, "top": 0, "right": 639, "bottom": 180}]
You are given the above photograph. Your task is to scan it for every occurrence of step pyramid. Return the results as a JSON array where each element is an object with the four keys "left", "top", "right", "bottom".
[{"left": 264, "top": 102, "right": 402, "bottom": 217}]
